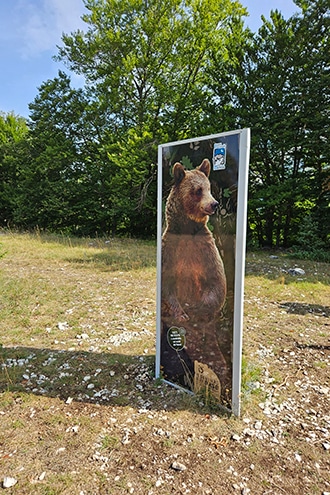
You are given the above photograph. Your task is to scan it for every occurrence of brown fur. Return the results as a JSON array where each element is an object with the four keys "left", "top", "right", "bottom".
[
  {"left": 161, "top": 159, "right": 227, "bottom": 322},
  {"left": 160, "top": 159, "right": 229, "bottom": 390}
]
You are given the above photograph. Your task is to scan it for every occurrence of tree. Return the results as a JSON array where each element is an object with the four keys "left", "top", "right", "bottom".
[
  {"left": 59, "top": 0, "right": 247, "bottom": 136},
  {"left": 208, "top": 1, "right": 329, "bottom": 248},
  {"left": 54, "top": 0, "right": 248, "bottom": 235},
  {"left": 292, "top": 0, "right": 330, "bottom": 247},
  {"left": 0, "top": 0, "right": 249, "bottom": 237},
  {"left": 0, "top": 112, "right": 28, "bottom": 227},
  {"left": 14, "top": 72, "right": 98, "bottom": 234},
  {"left": 244, "top": 11, "right": 308, "bottom": 248}
]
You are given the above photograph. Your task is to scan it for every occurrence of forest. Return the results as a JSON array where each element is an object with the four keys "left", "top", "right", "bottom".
[{"left": 0, "top": 0, "right": 329, "bottom": 257}]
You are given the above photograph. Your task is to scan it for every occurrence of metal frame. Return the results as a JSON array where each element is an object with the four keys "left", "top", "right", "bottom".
[{"left": 156, "top": 128, "right": 250, "bottom": 416}]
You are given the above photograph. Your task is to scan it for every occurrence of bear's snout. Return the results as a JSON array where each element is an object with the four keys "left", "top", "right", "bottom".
[
  {"left": 211, "top": 201, "right": 219, "bottom": 212},
  {"left": 204, "top": 200, "right": 219, "bottom": 215}
]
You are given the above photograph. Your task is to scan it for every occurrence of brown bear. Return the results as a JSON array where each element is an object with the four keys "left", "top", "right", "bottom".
[{"left": 161, "top": 158, "right": 228, "bottom": 392}]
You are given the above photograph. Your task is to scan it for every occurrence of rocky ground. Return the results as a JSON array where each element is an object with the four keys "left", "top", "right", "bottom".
[
  {"left": 1, "top": 310, "right": 329, "bottom": 494},
  {"left": 0, "top": 236, "right": 329, "bottom": 494}
]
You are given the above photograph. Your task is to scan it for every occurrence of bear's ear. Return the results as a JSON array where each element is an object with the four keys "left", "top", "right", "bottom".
[
  {"left": 198, "top": 158, "right": 211, "bottom": 178},
  {"left": 172, "top": 162, "right": 186, "bottom": 185}
]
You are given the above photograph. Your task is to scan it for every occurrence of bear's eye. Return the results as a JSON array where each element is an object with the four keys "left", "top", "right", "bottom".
[{"left": 195, "top": 187, "right": 203, "bottom": 197}]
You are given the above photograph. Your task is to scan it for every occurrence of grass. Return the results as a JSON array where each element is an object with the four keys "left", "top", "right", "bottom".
[
  {"left": 0, "top": 231, "right": 156, "bottom": 350},
  {"left": 0, "top": 230, "right": 329, "bottom": 494}
]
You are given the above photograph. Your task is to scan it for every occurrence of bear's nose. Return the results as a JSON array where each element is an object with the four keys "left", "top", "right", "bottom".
[{"left": 211, "top": 201, "right": 219, "bottom": 212}]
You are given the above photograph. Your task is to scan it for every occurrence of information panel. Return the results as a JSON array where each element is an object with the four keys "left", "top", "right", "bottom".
[{"left": 156, "top": 129, "right": 250, "bottom": 415}]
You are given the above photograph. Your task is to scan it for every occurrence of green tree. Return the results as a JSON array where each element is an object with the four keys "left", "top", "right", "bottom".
[
  {"left": 59, "top": 0, "right": 247, "bottom": 137},
  {"left": 245, "top": 11, "right": 308, "bottom": 248},
  {"left": 208, "top": 2, "right": 329, "bottom": 249},
  {"left": 0, "top": 112, "right": 28, "bottom": 227},
  {"left": 292, "top": 0, "right": 330, "bottom": 247},
  {"left": 8, "top": 0, "right": 248, "bottom": 237},
  {"left": 54, "top": 0, "right": 247, "bottom": 235},
  {"left": 14, "top": 72, "right": 97, "bottom": 234}
]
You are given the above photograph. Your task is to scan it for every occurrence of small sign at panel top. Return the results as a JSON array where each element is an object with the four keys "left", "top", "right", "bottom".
[{"left": 213, "top": 143, "right": 227, "bottom": 170}]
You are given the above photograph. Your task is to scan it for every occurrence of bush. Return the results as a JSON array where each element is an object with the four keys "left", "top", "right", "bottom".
[{"left": 290, "top": 215, "right": 329, "bottom": 262}]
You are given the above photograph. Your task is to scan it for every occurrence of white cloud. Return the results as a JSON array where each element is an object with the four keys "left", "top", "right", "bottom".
[{"left": 16, "top": 0, "right": 86, "bottom": 58}]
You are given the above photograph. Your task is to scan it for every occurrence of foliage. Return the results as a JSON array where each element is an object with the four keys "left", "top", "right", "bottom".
[
  {"left": 208, "top": 0, "right": 329, "bottom": 249},
  {"left": 15, "top": 72, "right": 116, "bottom": 235},
  {"left": 289, "top": 215, "right": 330, "bottom": 262},
  {"left": 0, "top": 112, "right": 29, "bottom": 227},
  {"left": 55, "top": 0, "right": 247, "bottom": 235},
  {"left": 0, "top": 0, "right": 328, "bottom": 247}
]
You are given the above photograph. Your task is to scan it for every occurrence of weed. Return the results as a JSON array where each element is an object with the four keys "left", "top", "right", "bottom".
[
  {"left": 313, "top": 360, "right": 326, "bottom": 369},
  {"left": 101, "top": 435, "right": 120, "bottom": 451},
  {"left": 241, "top": 356, "right": 262, "bottom": 393},
  {"left": 12, "top": 418, "right": 25, "bottom": 429}
]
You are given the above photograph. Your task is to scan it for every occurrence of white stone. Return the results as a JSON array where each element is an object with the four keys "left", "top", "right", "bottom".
[
  {"left": 288, "top": 268, "right": 305, "bottom": 276},
  {"left": 58, "top": 322, "right": 69, "bottom": 331},
  {"left": 171, "top": 461, "right": 187, "bottom": 471},
  {"left": 3, "top": 477, "right": 18, "bottom": 488},
  {"left": 243, "top": 428, "right": 255, "bottom": 437}
]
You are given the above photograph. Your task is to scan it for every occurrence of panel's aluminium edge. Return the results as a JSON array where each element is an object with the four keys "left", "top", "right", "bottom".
[
  {"left": 155, "top": 144, "right": 163, "bottom": 379},
  {"left": 232, "top": 128, "right": 251, "bottom": 416}
]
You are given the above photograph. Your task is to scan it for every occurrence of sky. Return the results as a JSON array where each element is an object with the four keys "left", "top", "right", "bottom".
[{"left": 0, "top": 0, "right": 299, "bottom": 119}]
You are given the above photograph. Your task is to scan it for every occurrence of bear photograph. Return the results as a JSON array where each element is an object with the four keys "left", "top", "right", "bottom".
[{"left": 158, "top": 132, "right": 246, "bottom": 409}]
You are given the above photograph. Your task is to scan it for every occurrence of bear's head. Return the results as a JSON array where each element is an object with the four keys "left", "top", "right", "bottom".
[{"left": 171, "top": 159, "right": 219, "bottom": 224}]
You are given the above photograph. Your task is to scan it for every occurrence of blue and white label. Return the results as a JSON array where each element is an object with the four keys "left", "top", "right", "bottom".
[{"left": 213, "top": 143, "right": 227, "bottom": 170}]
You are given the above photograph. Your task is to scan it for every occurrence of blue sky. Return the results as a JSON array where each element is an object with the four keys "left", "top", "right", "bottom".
[{"left": 0, "top": 0, "right": 299, "bottom": 119}]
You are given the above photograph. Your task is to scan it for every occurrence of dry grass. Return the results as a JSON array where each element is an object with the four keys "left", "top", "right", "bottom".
[{"left": 0, "top": 231, "right": 329, "bottom": 494}]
